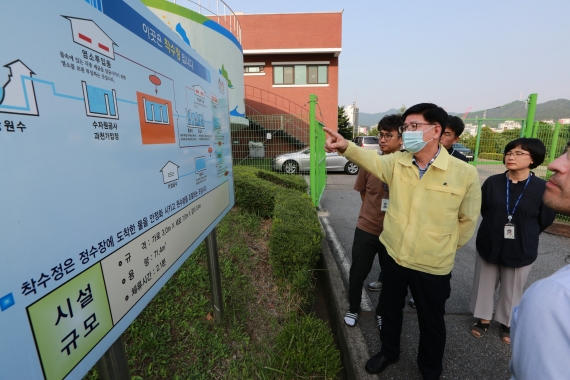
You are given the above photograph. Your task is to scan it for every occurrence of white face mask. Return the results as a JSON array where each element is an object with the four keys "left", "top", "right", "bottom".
[{"left": 402, "top": 125, "right": 435, "bottom": 153}]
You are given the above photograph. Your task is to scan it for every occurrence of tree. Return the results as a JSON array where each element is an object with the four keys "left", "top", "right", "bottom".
[
  {"left": 368, "top": 127, "right": 379, "bottom": 136},
  {"left": 398, "top": 104, "right": 407, "bottom": 115},
  {"left": 338, "top": 106, "right": 353, "bottom": 140}
]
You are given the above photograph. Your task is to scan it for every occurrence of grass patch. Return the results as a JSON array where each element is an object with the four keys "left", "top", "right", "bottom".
[{"left": 85, "top": 204, "right": 340, "bottom": 379}]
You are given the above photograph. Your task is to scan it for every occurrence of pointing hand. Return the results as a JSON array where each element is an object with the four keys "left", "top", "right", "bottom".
[{"left": 323, "top": 127, "right": 348, "bottom": 153}]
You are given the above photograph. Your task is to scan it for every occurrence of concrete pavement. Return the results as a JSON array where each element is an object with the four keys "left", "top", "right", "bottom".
[{"left": 318, "top": 172, "right": 570, "bottom": 379}]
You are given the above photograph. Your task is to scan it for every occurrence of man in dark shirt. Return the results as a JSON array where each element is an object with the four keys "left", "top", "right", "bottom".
[{"left": 440, "top": 116, "right": 469, "bottom": 163}]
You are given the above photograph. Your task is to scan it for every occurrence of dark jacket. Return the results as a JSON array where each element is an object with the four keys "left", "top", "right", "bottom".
[
  {"left": 448, "top": 147, "right": 469, "bottom": 163},
  {"left": 476, "top": 171, "right": 556, "bottom": 267}
]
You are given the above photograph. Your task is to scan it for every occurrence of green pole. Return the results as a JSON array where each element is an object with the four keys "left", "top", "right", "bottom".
[
  {"left": 524, "top": 93, "right": 538, "bottom": 137},
  {"left": 473, "top": 120, "right": 483, "bottom": 167},
  {"left": 531, "top": 121, "right": 539, "bottom": 138},
  {"left": 309, "top": 94, "right": 317, "bottom": 206},
  {"left": 519, "top": 120, "right": 526, "bottom": 138},
  {"left": 546, "top": 122, "right": 561, "bottom": 179}
]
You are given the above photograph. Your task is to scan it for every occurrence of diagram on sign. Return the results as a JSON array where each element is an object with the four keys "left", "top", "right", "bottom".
[
  {"left": 0, "top": 60, "right": 39, "bottom": 116},
  {"left": 82, "top": 81, "right": 119, "bottom": 119},
  {"left": 195, "top": 157, "right": 206, "bottom": 173},
  {"left": 63, "top": 16, "right": 117, "bottom": 59},
  {"left": 160, "top": 161, "right": 179, "bottom": 183},
  {"left": 137, "top": 92, "right": 175, "bottom": 144}
]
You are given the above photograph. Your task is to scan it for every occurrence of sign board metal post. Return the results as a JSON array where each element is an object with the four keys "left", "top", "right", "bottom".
[
  {"left": 96, "top": 337, "right": 130, "bottom": 380},
  {"left": 205, "top": 228, "right": 224, "bottom": 323}
]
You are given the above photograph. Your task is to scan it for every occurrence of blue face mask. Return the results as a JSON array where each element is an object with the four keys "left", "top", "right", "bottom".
[{"left": 402, "top": 125, "right": 435, "bottom": 153}]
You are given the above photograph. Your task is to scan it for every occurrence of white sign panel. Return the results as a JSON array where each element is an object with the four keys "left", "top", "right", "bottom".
[{"left": 0, "top": 1, "right": 235, "bottom": 379}]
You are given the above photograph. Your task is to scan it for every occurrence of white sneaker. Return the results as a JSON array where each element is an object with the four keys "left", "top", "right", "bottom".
[
  {"left": 368, "top": 281, "right": 382, "bottom": 291},
  {"left": 344, "top": 311, "right": 358, "bottom": 327}
]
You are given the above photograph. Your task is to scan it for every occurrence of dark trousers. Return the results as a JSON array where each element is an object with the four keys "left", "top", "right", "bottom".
[
  {"left": 348, "top": 227, "right": 386, "bottom": 313},
  {"left": 378, "top": 253, "right": 451, "bottom": 380}
]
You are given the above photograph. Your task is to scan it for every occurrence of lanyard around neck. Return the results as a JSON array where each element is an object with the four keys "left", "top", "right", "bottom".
[{"left": 505, "top": 172, "right": 531, "bottom": 222}]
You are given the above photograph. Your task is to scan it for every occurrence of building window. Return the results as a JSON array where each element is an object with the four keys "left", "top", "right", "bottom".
[
  {"left": 244, "top": 65, "right": 264, "bottom": 73},
  {"left": 273, "top": 65, "right": 328, "bottom": 85}
]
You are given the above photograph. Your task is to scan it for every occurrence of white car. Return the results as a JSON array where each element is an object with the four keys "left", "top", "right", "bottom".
[{"left": 271, "top": 148, "right": 359, "bottom": 175}]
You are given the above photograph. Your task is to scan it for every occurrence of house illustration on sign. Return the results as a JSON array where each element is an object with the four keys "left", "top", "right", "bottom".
[
  {"left": 0, "top": 60, "right": 39, "bottom": 116},
  {"left": 193, "top": 85, "right": 205, "bottom": 98},
  {"left": 160, "top": 161, "right": 179, "bottom": 184},
  {"left": 63, "top": 16, "right": 117, "bottom": 59}
]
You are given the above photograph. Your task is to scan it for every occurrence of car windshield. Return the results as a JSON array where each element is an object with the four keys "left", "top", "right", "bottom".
[{"left": 453, "top": 143, "right": 467, "bottom": 149}]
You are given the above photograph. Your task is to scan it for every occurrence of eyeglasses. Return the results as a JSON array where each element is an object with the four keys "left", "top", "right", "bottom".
[
  {"left": 377, "top": 132, "right": 398, "bottom": 141},
  {"left": 399, "top": 122, "right": 437, "bottom": 133},
  {"left": 504, "top": 151, "right": 531, "bottom": 158}
]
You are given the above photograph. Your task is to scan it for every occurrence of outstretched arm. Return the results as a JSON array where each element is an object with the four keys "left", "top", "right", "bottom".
[{"left": 323, "top": 127, "right": 349, "bottom": 153}]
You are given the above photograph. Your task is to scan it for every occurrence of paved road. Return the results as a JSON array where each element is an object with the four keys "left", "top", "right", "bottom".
[{"left": 320, "top": 172, "right": 570, "bottom": 379}]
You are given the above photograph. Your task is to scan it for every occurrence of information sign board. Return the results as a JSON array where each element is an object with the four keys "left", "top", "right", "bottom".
[{"left": 0, "top": 1, "right": 234, "bottom": 379}]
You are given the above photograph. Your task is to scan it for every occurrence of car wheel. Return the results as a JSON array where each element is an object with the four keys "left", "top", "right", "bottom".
[
  {"left": 283, "top": 160, "right": 299, "bottom": 174},
  {"left": 344, "top": 161, "right": 359, "bottom": 175}
]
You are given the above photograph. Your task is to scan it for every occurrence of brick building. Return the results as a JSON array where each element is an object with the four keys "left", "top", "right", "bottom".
[
  {"left": 231, "top": 11, "right": 342, "bottom": 159},
  {"left": 238, "top": 11, "right": 341, "bottom": 129}
]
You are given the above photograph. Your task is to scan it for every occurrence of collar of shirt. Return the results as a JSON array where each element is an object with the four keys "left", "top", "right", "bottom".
[{"left": 412, "top": 145, "right": 441, "bottom": 178}]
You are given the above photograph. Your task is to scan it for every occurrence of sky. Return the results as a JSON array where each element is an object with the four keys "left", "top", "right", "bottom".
[{"left": 221, "top": 0, "right": 570, "bottom": 114}]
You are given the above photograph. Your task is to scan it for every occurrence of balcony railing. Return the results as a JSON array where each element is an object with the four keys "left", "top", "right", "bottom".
[{"left": 169, "top": 0, "right": 241, "bottom": 43}]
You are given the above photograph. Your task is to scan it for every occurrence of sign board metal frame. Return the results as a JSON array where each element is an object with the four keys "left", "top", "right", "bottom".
[{"left": 0, "top": 1, "right": 235, "bottom": 379}]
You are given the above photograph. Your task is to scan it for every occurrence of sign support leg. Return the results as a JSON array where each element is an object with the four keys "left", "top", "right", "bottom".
[
  {"left": 206, "top": 228, "right": 224, "bottom": 323},
  {"left": 96, "top": 337, "right": 130, "bottom": 380}
]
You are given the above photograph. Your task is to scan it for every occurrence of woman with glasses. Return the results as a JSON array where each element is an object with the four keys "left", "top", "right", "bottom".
[{"left": 470, "top": 138, "right": 556, "bottom": 344}]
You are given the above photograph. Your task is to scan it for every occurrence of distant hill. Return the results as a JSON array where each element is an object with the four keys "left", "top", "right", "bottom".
[
  {"left": 465, "top": 99, "right": 570, "bottom": 121},
  {"left": 359, "top": 99, "right": 570, "bottom": 126},
  {"left": 358, "top": 109, "right": 399, "bottom": 127}
]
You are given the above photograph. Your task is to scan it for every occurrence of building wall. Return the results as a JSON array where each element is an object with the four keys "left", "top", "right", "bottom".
[
  {"left": 244, "top": 53, "right": 338, "bottom": 129},
  {"left": 237, "top": 12, "right": 342, "bottom": 50},
  {"left": 238, "top": 12, "right": 341, "bottom": 131}
]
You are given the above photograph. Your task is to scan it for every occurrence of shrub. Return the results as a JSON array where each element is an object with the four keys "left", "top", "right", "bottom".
[
  {"left": 269, "top": 314, "right": 341, "bottom": 379},
  {"left": 233, "top": 166, "right": 278, "bottom": 218},
  {"left": 256, "top": 170, "right": 308, "bottom": 194},
  {"left": 269, "top": 189, "right": 322, "bottom": 300},
  {"left": 479, "top": 153, "right": 504, "bottom": 161}
]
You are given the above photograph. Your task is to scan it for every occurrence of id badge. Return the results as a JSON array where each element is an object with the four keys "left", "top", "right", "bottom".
[
  {"left": 504, "top": 224, "right": 515, "bottom": 239},
  {"left": 381, "top": 198, "right": 389, "bottom": 211}
]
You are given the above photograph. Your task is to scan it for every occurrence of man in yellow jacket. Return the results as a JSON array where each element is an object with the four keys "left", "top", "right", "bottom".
[{"left": 324, "top": 103, "right": 481, "bottom": 379}]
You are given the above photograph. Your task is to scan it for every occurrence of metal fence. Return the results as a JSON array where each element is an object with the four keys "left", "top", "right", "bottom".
[
  {"left": 231, "top": 94, "right": 327, "bottom": 206},
  {"left": 230, "top": 112, "right": 310, "bottom": 170},
  {"left": 460, "top": 119, "right": 570, "bottom": 222}
]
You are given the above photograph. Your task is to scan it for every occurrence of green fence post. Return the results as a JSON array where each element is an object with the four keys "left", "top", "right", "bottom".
[
  {"left": 531, "top": 121, "right": 539, "bottom": 138},
  {"left": 309, "top": 94, "right": 316, "bottom": 206},
  {"left": 473, "top": 120, "right": 483, "bottom": 166},
  {"left": 546, "top": 122, "right": 561, "bottom": 179},
  {"left": 524, "top": 93, "right": 538, "bottom": 137},
  {"left": 519, "top": 120, "right": 526, "bottom": 138}
]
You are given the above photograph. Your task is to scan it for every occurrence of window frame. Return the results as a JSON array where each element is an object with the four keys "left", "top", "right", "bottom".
[{"left": 273, "top": 64, "right": 329, "bottom": 85}]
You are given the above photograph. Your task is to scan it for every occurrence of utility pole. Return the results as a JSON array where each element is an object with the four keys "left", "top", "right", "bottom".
[{"left": 351, "top": 100, "right": 357, "bottom": 140}]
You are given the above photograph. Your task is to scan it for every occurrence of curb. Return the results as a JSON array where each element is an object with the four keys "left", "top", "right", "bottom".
[{"left": 318, "top": 218, "right": 378, "bottom": 380}]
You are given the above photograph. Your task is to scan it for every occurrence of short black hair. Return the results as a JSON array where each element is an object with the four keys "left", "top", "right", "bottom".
[
  {"left": 503, "top": 138, "right": 546, "bottom": 169},
  {"left": 402, "top": 103, "right": 448, "bottom": 136},
  {"left": 446, "top": 116, "right": 465, "bottom": 137},
  {"left": 378, "top": 114, "right": 402, "bottom": 134}
]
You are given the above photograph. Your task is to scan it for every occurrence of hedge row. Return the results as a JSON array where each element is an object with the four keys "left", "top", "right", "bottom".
[
  {"left": 479, "top": 153, "right": 504, "bottom": 161},
  {"left": 233, "top": 167, "right": 338, "bottom": 378},
  {"left": 233, "top": 166, "right": 321, "bottom": 301}
]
